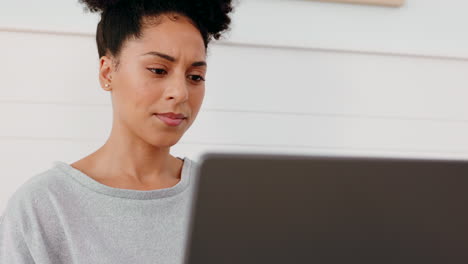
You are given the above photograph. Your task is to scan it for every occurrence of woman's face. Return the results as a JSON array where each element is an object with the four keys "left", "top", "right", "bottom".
[{"left": 100, "top": 14, "right": 206, "bottom": 147}]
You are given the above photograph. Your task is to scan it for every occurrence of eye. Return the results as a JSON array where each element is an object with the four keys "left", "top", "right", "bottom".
[
  {"left": 188, "top": 75, "right": 205, "bottom": 83},
  {"left": 147, "top": 68, "right": 167, "bottom": 75}
]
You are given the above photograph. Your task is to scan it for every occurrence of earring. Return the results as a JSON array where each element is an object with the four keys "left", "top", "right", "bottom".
[{"left": 105, "top": 83, "right": 110, "bottom": 88}]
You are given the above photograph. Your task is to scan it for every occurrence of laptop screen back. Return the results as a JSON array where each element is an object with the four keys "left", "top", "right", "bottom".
[{"left": 184, "top": 153, "right": 468, "bottom": 264}]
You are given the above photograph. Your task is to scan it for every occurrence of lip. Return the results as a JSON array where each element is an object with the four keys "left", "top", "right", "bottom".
[
  {"left": 154, "top": 113, "right": 187, "bottom": 127},
  {"left": 157, "top": 112, "right": 187, "bottom": 119}
]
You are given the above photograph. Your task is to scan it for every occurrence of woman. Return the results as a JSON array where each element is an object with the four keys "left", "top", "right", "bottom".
[{"left": 0, "top": 0, "right": 233, "bottom": 263}]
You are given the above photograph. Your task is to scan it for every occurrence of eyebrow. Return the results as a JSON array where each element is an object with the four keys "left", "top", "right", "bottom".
[{"left": 141, "top": 51, "right": 207, "bottom": 67}]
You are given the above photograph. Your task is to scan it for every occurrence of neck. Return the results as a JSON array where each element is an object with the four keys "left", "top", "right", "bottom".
[{"left": 83, "top": 121, "right": 183, "bottom": 186}]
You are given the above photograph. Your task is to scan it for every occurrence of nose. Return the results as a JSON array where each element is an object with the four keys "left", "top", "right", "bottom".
[{"left": 165, "top": 73, "right": 189, "bottom": 103}]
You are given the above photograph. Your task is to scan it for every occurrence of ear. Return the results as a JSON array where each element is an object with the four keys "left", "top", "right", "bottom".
[{"left": 99, "top": 55, "right": 114, "bottom": 91}]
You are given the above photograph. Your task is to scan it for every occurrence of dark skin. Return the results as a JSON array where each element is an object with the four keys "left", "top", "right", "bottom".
[{"left": 71, "top": 13, "right": 206, "bottom": 190}]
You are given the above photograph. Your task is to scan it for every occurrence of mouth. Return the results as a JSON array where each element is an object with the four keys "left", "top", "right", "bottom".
[{"left": 154, "top": 113, "right": 187, "bottom": 127}]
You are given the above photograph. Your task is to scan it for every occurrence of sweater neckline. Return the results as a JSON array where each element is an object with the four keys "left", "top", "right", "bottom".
[{"left": 52, "top": 157, "right": 192, "bottom": 200}]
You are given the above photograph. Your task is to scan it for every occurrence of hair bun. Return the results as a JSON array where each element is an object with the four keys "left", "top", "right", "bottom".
[{"left": 79, "top": 0, "right": 121, "bottom": 13}]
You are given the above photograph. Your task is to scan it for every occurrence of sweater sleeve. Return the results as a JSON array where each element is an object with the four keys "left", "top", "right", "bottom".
[{"left": 0, "top": 205, "right": 36, "bottom": 263}]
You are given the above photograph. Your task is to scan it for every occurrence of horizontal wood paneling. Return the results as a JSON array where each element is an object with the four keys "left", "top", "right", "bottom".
[
  {"left": 2, "top": 31, "right": 468, "bottom": 122},
  {"left": 229, "top": 0, "right": 468, "bottom": 59},
  {"left": 0, "top": 31, "right": 106, "bottom": 105},
  {"left": 205, "top": 44, "right": 468, "bottom": 121},
  {"left": 2, "top": 0, "right": 468, "bottom": 58},
  {"left": 1, "top": 103, "right": 467, "bottom": 155},
  {"left": 2, "top": 0, "right": 468, "bottom": 212}
]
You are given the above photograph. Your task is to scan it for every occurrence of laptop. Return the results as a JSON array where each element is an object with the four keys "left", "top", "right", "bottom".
[{"left": 183, "top": 152, "right": 468, "bottom": 264}]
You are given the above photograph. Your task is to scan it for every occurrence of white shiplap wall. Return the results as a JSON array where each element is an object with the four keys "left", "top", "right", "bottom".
[{"left": 1, "top": 0, "right": 468, "bottom": 212}]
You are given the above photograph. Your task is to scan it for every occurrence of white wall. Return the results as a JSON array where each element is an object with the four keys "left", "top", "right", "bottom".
[{"left": 1, "top": 0, "right": 468, "bottom": 212}]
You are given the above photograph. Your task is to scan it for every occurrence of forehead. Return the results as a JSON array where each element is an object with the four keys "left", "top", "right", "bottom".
[{"left": 122, "top": 15, "right": 206, "bottom": 60}]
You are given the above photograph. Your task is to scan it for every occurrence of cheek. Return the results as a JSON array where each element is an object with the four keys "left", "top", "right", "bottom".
[
  {"left": 114, "top": 68, "right": 143, "bottom": 99},
  {"left": 130, "top": 84, "right": 166, "bottom": 119},
  {"left": 190, "top": 87, "right": 205, "bottom": 112},
  {"left": 134, "top": 80, "right": 158, "bottom": 101},
  {"left": 121, "top": 71, "right": 160, "bottom": 106}
]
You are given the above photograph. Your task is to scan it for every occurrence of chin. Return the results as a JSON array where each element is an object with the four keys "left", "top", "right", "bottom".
[{"left": 147, "top": 135, "right": 182, "bottom": 148}]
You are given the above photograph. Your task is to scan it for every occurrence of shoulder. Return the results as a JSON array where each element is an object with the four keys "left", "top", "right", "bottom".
[
  {"left": 188, "top": 157, "right": 200, "bottom": 169},
  {"left": 185, "top": 157, "right": 201, "bottom": 178},
  {"left": 1, "top": 163, "right": 70, "bottom": 221},
  {"left": 0, "top": 163, "right": 73, "bottom": 258}
]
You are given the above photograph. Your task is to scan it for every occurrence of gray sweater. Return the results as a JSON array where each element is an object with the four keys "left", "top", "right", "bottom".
[{"left": 0, "top": 157, "right": 199, "bottom": 264}]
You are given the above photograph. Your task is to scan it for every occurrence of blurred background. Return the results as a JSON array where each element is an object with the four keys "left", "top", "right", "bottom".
[{"left": 1, "top": 0, "right": 468, "bottom": 212}]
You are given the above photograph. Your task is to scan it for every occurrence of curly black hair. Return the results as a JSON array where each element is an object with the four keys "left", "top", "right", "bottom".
[{"left": 79, "top": 0, "right": 234, "bottom": 59}]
